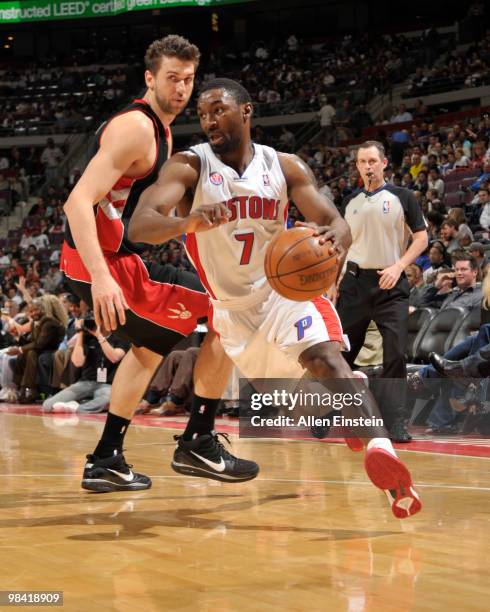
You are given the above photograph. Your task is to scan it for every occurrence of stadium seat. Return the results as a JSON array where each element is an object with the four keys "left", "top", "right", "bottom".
[
  {"left": 411, "top": 306, "right": 468, "bottom": 363},
  {"left": 444, "top": 192, "right": 463, "bottom": 208},
  {"left": 446, "top": 307, "right": 481, "bottom": 349},
  {"left": 407, "top": 307, "right": 437, "bottom": 362}
]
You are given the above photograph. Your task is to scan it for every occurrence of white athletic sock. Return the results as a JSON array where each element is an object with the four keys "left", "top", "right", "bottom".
[{"left": 367, "top": 437, "right": 397, "bottom": 457}]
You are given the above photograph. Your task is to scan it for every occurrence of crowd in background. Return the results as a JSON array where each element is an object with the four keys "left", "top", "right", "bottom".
[{"left": 0, "top": 24, "right": 488, "bottom": 431}]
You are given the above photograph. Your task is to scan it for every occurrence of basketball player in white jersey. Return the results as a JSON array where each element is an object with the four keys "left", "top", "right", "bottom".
[{"left": 129, "top": 79, "right": 422, "bottom": 518}]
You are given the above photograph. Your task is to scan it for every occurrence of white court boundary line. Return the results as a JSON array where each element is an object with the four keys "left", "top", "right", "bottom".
[
  {"left": 4, "top": 411, "right": 490, "bottom": 460},
  {"left": 0, "top": 473, "right": 489, "bottom": 492}
]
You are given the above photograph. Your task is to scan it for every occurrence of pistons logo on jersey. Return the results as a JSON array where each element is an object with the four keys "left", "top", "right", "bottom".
[
  {"left": 294, "top": 316, "right": 313, "bottom": 341},
  {"left": 209, "top": 172, "right": 223, "bottom": 186}
]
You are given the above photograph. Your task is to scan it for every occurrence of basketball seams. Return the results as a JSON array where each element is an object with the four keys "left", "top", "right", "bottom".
[
  {"left": 274, "top": 229, "right": 316, "bottom": 270},
  {"left": 264, "top": 227, "right": 338, "bottom": 301},
  {"left": 270, "top": 254, "right": 336, "bottom": 278}
]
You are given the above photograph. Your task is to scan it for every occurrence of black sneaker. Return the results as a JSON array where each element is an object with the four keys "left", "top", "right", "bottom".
[
  {"left": 171, "top": 432, "right": 259, "bottom": 483},
  {"left": 81, "top": 453, "right": 152, "bottom": 492},
  {"left": 389, "top": 421, "right": 413, "bottom": 443}
]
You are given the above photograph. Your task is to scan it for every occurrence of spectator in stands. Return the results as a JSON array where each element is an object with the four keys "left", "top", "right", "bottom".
[
  {"left": 478, "top": 187, "right": 490, "bottom": 230},
  {"left": 19, "top": 229, "right": 33, "bottom": 251},
  {"left": 469, "top": 242, "right": 487, "bottom": 269},
  {"left": 0, "top": 248, "right": 11, "bottom": 268},
  {"left": 428, "top": 167, "right": 444, "bottom": 197},
  {"left": 29, "top": 227, "right": 49, "bottom": 250},
  {"left": 420, "top": 266, "right": 458, "bottom": 309},
  {"left": 425, "top": 211, "right": 445, "bottom": 242},
  {"left": 391, "top": 103, "right": 413, "bottom": 123},
  {"left": 453, "top": 148, "right": 470, "bottom": 168},
  {"left": 470, "top": 158, "right": 490, "bottom": 191},
  {"left": 414, "top": 171, "right": 428, "bottom": 194},
  {"left": 423, "top": 241, "right": 448, "bottom": 284},
  {"left": 421, "top": 253, "right": 482, "bottom": 310},
  {"left": 401, "top": 171, "right": 414, "bottom": 190},
  {"left": 318, "top": 97, "right": 336, "bottom": 145},
  {"left": 409, "top": 153, "right": 423, "bottom": 179},
  {"left": 448, "top": 206, "right": 468, "bottom": 227},
  {"left": 8, "top": 294, "right": 67, "bottom": 403},
  {"left": 456, "top": 224, "right": 475, "bottom": 250},
  {"left": 426, "top": 189, "right": 445, "bottom": 214},
  {"left": 390, "top": 128, "right": 410, "bottom": 167},
  {"left": 410, "top": 265, "right": 490, "bottom": 432},
  {"left": 406, "top": 263, "right": 426, "bottom": 311},
  {"left": 42, "top": 264, "right": 63, "bottom": 294},
  {"left": 440, "top": 219, "right": 460, "bottom": 254},
  {"left": 40, "top": 138, "right": 63, "bottom": 188},
  {"left": 42, "top": 321, "right": 129, "bottom": 413}
]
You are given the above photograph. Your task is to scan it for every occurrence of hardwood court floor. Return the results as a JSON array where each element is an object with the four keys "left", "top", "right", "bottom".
[{"left": 0, "top": 408, "right": 489, "bottom": 612}]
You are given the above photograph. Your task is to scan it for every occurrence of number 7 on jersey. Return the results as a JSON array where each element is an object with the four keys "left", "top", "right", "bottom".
[{"left": 234, "top": 232, "right": 255, "bottom": 265}]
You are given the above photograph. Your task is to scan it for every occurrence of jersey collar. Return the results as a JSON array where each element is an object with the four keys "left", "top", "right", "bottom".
[{"left": 362, "top": 182, "right": 387, "bottom": 197}]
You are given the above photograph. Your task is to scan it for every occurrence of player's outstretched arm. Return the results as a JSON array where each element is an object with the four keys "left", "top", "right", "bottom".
[
  {"left": 129, "top": 153, "right": 229, "bottom": 244},
  {"left": 64, "top": 112, "right": 154, "bottom": 330},
  {"left": 278, "top": 152, "right": 352, "bottom": 254}
]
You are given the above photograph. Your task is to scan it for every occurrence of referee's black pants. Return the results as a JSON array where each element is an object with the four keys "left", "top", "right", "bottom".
[{"left": 336, "top": 267, "right": 410, "bottom": 427}]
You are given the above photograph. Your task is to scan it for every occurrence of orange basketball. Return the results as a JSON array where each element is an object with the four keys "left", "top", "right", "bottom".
[{"left": 264, "top": 227, "right": 338, "bottom": 301}]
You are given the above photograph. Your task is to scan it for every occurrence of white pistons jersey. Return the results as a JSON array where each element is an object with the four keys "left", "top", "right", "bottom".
[{"left": 185, "top": 143, "right": 288, "bottom": 306}]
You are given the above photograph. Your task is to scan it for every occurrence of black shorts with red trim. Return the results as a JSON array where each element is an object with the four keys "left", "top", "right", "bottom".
[{"left": 62, "top": 246, "right": 209, "bottom": 356}]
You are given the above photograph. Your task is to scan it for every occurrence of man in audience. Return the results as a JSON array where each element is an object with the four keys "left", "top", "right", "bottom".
[
  {"left": 40, "top": 138, "right": 63, "bottom": 187},
  {"left": 8, "top": 295, "right": 67, "bottom": 403},
  {"left": 406, "top": 263, "right": 426, "bottom": 311},
  {"left": 468, "top": 242, "right": 487, "bottom": 269},
  {"left": 478, "top": 187, "right": 490, "bottom": 231},
  {"left": 440, "top": 219, "right": 461, "bottom": 254},
  {"left": 421, "top": 254, "right": 482, "bottom": 310},
  {"left": 428, "top": 167, "right": 444, "bottom": 198},
  {"left": 43, "top": 319, "right": 129, "bottom": 413}
]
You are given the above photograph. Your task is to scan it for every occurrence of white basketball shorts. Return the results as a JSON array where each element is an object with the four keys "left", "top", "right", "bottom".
[{"left": 210, "top": 288, "right": 347, "bottom": 379}]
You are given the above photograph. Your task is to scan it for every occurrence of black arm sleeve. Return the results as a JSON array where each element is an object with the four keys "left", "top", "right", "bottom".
[
  {"left": 400, "top": 188, "right": 427, "bottom": 232},
  {"left": 339, "top": 193, "right": 355, "bottom": 218}
]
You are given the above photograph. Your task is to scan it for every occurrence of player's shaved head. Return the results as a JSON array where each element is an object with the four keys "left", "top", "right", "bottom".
[{"left": 199, "top": 79, "right": 251, "bottom": 105}]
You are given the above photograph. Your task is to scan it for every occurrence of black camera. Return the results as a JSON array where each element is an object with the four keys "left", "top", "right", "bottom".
[{"left": 82, "top": 317, "right": 97, "bottom": 332}]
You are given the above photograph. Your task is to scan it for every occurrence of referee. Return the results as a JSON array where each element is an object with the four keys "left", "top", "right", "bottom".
[{"left": 337, "top": 140, "right": 428, "bottom": 442}]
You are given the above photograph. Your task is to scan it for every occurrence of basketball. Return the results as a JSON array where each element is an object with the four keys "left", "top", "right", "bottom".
[{"left": 264, "top": 227, "right": 338, "bottom": 301}]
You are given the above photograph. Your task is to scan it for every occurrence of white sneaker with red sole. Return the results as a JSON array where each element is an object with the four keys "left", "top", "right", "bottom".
[{"left": 364, "top": 447, "right": 422, "bottom": 519}]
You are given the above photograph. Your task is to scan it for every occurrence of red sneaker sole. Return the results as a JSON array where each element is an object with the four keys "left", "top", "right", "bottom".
[
  {"left": 364, "top": 447, "right": 422, "bottom": 518},
  {"left": 345, "top": 437, "right": 364, "bottom": 452}
]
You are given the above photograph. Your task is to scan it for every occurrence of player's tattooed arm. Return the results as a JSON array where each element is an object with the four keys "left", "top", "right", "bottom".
[
  {"left": 129, "top": 152, "right": 229, "bottom": 244},
  {"left": 277, "top": 152, "right": 352, "bottom": 254}
]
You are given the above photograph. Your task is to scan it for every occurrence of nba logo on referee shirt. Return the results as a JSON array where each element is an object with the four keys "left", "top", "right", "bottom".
[
  {"left": 294, "top": 316, "right": 312, "bottom": 340},
  {"left": 383, "top": 201, "right": 391, "bottom": 213}
]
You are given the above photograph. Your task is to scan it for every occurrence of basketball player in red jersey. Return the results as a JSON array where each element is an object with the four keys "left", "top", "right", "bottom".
[
  {"left": 62, "top": 39, "right": 258, "bottom": 491},
  {"left": 129, "top": 79, "right": 423, "bottom": 518}
]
